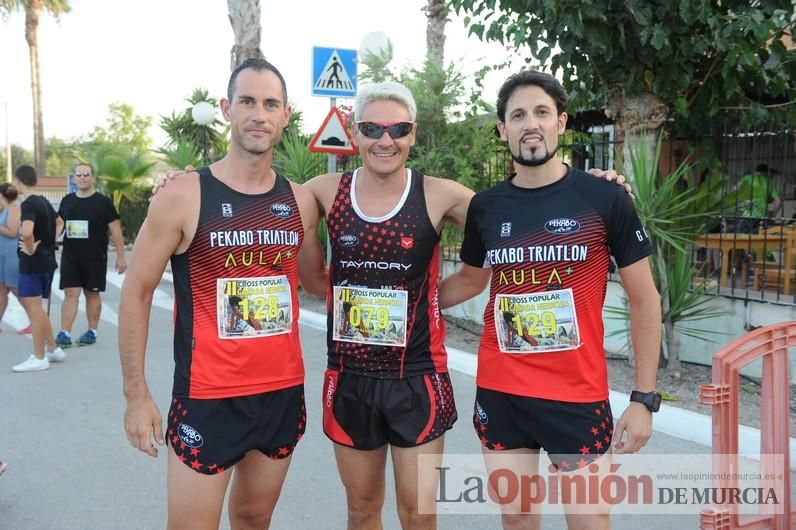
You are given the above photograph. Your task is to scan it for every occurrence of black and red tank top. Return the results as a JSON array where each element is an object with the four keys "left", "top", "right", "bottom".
[
  {"left": 326, "top": 168, "right": 447, "bottom": 379},
  {"left": 171, "top": 167, "right": 305, "bottom": 398}
]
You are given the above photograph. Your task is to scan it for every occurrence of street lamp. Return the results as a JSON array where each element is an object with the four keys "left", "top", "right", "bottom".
[
  {"left": 359, "top": 31, "right": 393, "bottom": 63},
  {"left": 191, "top": 101, "right": 215, "bottom": 165}
]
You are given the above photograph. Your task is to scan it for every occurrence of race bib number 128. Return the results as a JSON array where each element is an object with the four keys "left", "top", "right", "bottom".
[{"left": 216, "top": 276, "right": 292, "bottom": 339}]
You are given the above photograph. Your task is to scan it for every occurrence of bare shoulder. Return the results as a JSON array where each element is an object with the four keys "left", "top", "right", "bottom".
[
  {"left": 424, "top": 175, "right": 475, "bottom": 205},
  {"left": 147, "top": 171, "right": 200, "bottom": 223},
  {"left": 304, "top": 172, "right": 344, "bottom": 212},
  {"left": 305, "top": 172, "right": 343, "bottom": 192},
  {"left": 422, "top": 175, "right": 475, "bottom": 229},
  {"left": 289, "top": 180, "right": 315, "bottom": 209}
]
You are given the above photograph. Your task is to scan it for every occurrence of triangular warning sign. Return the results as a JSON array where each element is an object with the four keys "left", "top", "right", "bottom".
[
  {"left": 308, "top": 107, "right": 357, "bottom": 155},
  {"left": 314, "top": 50, "right": 354, "bottom": 92}
]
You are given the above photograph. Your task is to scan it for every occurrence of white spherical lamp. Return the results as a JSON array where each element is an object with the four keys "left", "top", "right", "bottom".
[
  {"left": 359, "top": 31, "right": 393, "bottom": 62},
  {"left": 191, "top": 101, "right": 215, "bottom": 126}
]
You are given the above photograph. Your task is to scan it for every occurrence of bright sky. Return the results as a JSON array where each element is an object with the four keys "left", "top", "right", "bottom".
[{"left": 0, "top": 0, "right": 520, "bottom": 152}]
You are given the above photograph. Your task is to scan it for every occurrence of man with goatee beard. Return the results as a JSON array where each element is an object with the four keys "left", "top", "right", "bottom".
[{"left": 440, "top": 70, "right": 662, "bottom": 530}]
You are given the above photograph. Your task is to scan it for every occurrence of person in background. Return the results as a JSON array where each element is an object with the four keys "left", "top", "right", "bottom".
[
  {"left": 54, "top": 162, "right": 126, "bottom": 348},
  {"left": 0, "top": 183, "right": 21, "bottom": 331},
  {"left": 11, "top": 165, "right": 65, "bottom": 372},
  {"left": 736, "top": 163, "right": 782, "bottom": 233}
]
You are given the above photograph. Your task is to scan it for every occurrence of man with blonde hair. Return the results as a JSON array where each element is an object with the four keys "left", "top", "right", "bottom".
[
  {"left": 306, "top": 80, "right": 630, "bottom": 529},
  {"left": 307, "top": 81, "right": 471, "bottom": 529}
]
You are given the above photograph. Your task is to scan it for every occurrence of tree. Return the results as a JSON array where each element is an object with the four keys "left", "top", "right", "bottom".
[
  {"left": 98, "top": 152, "right": 155, "bottom": 213},
  {"left": 0, "top": 144, "right": 34, "bottom": 175},
  {"left": 449, "top": 1, "right": 795, "bottom": 156},
  {"left": 159, "top": 88, "right": 228, "bottom": 167},
  {"left": 76, "top": 103, "right": 155, "bottom": 213},
  {"left": 88, "top": 102, "right": 152, "bottom": 160},
  {"left": 45, "top": 136, "right": 76, "bottom": 176},
  {"left": 0, "top": 0, "right": 71, "bottom": 176},
  {"left": 606, "top": 135, "right": 724, "bottom": 374},
  {"left": 423, "top": 0, "right": 448, "bottom": 67},
  {"left": 227, "top": 0, "right": 264, "bottom": 70}
]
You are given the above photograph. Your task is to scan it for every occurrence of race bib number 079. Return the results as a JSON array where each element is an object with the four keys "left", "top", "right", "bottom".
[
  {"left": 332, "top": 286, "right": 408, "bottom": 347},
  {"left": 216, "top": 276, "right": 292, "bottom": 339},
  {"left": 494, "top": 288, "right": 580, "bottom": 354}
]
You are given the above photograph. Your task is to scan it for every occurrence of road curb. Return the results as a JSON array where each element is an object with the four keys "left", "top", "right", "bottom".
[{"left": 299, "top": 308, "right": 796, "bottom": 466}]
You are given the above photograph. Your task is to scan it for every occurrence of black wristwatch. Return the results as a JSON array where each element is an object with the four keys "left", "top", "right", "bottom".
[{"left": 630, "top": 390, "right": 662, "bottom": 412}]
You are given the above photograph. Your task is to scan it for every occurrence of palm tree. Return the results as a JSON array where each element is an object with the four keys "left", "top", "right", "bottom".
[
  {"left": 423, "top": 0, "right": 448, "bottom": 67},
  {"left": 0, "top": 0, "right": 71, "bottom": 176},
  {"left": 98, "top": 152, "right": 155, "bottom": 213},
  {"left": 227, "top": 0, "right": 264, "bottom": 70}
]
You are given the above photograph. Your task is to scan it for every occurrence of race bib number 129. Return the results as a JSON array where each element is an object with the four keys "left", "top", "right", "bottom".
[
  {"left": 216, "top": 276, "right": 292, "bottom": 339},
  {"left": 494, "top": 288, "right": 581, "bottom": 353}
]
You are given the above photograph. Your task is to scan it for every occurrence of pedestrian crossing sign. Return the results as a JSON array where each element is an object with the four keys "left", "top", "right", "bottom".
[{"left": 312, "top": 47, "right": 357, "bottom": 97}]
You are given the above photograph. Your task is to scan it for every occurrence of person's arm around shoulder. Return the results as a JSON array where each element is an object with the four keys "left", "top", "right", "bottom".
[
  {"left": 304, "top": 172, "right": 343, "bottom": 216},
  {"left": 438, "top": 190, "right": 491, "bottom": 308},
  {"left": 612, "top": 257, "right": 661, "bottom": 454},
  {"left": 426, "top": 176, "right": 475, "bottom": 229},
  {"left": 588, "top": 168, "right": 634, "bottom": 198},
  {"left": 291, "top": 181, "right": 327, "bottom": 297},
  {"left": 119, "top": 173, "right": 198, "bottom": 457},
  {"left": 0, "top": 201, "right": 20, "bottom": 238}
]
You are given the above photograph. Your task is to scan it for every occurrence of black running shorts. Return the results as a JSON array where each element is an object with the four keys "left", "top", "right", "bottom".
[
  {"left": 473, "top": 387, "right": 613, "bottom": 471},
  {"left": 167, "top": 385, "right": 306, "bottom": 475},
  {"left": 59, "top": 255, "right": 108, "bottom": 292},
  {"left": 323, "top": 370, "right": 457, "bottom": 450}
]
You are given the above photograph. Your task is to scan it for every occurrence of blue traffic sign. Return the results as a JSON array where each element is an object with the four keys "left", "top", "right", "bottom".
[{"left": 312, "top": 47, "right": 357, "bottom": 97}]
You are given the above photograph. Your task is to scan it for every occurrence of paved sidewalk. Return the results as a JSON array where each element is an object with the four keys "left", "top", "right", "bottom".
[{"left": 0, "top": 274, "right": 715, "bottom": 529}]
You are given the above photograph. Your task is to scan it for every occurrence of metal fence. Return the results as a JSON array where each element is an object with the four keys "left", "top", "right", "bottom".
[{"left": 436, "top": 119, "right": 796, "bottom": 305}]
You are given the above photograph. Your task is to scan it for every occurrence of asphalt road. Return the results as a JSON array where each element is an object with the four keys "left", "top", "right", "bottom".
[{"left": 0, "top": 270, "right": 712, "bottom": 529}]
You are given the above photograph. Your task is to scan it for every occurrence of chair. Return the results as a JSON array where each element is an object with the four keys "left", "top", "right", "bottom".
[{"left": 752, "top": 225, "right": 796, "bottom": 294}]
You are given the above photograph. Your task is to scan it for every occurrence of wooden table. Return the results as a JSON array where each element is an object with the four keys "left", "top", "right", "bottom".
[{"left": 694, "top": 232, "right": 790, "bottom": 291}]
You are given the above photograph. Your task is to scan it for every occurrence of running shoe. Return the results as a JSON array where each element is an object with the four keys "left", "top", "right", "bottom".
[
  {"left": 55, "top": 331, "right": 73, "bottom": 348},
  {"left": 75, "top": 330, "right": 96, "bottom": 346},
  {"left": 12, "top": 355, "right": 49, "bottom": 372},
  {"left": 47, "top": 347, "right": 66, "bottom": 362}
]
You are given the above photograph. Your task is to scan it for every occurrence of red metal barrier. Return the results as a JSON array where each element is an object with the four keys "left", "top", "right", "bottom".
[{"left": 698, "top": 322, "right": 796, "bottom": 530}]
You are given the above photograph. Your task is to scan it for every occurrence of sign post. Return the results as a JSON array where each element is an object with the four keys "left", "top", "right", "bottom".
[{"left": 312, "top": 47, "right": 358, "bottom": 173}]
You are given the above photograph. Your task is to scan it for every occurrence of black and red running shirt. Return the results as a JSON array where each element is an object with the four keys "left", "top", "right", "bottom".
[
  {"left": 326, "top": 169, "right": 447, "bottom": 379},
  {"left": 460, "top": 167, "right": 652, "bottom": 402},
  {"left": 171, "top": 167, "right": 305, "bottom": 398}
]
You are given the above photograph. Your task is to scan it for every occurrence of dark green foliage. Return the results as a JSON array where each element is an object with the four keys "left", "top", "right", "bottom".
[
  {"left": 273, "top": 129, "right": 326, "bottom": 184},
  {"left": 117, "top": 188, "right": 150, "bottom": 244},
  {"left": 449, "top": 0, "right": 796, "bottom": 133}
]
